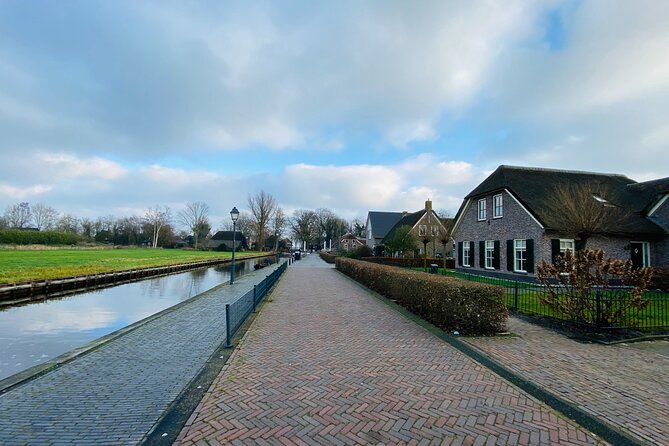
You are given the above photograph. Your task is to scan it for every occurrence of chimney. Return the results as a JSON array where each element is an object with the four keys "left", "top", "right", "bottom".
[
  {"left": 425, "top": 199, "right": 432, "bottom": 211},
  {"left": 402, "top": 211, "right": 408, "bottom": 216}
]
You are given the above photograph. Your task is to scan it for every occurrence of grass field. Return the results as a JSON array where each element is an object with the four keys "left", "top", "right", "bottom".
[{"left": 0, "top": 247, "right": 270, "bottom": 284}]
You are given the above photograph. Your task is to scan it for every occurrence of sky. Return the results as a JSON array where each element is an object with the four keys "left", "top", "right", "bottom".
[{"left": 1, "top": 0, "right": 669, "bottom": 228}]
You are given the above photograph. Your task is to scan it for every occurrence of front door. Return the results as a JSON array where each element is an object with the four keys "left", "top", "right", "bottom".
[{"left": 630, "top": 242, "right": 649, "bottom": 268}]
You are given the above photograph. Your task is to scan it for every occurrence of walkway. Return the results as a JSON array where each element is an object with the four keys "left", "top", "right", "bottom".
[
  {"left": 464, "top": 317, "right": 669, "bottom": 445},
  {"left": 0, "top": 262, "right": 284, "bottom": 445},
  {"left": 175, "top": 254, "right": 605, "bottom": 445}
]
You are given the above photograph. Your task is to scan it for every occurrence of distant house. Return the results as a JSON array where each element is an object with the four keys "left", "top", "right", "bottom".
[
  {"left": 451, "top": 165, "right": 669, "bottom": 280},
  {"left": 208, "top": 231, "right": 246, "bottom": 250},
  {"left": 335, "top": 232, "right": 366, "bottom": 252},
  {"left": 382, "top": 200, "right": 451, "bottom": 257},
  {"left": 365, "top": 211, "right": 404, "bottom": 252}
]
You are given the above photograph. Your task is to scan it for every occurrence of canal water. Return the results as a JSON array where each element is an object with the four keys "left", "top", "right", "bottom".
[{"left": 0, "top": 257, "right": 269, "bottom": 382}]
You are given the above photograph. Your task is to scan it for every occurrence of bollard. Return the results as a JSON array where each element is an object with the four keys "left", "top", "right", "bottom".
[{"left": 224, "top": 304, "right": 233, "bottom": 348}]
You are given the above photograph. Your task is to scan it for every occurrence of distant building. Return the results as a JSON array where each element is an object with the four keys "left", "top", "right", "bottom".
[
  {"left": 335, "top": 232, "right": 366, "bottom": 252},
  {"left": 207, "top": 231, "right": 246, "bottom": 250}
]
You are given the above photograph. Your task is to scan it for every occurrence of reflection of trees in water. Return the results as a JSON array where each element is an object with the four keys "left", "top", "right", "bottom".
[{"left": 139, "top": 277, "right": 168, "bottom": 299}]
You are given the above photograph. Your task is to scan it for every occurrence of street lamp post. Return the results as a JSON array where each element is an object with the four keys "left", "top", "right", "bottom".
[{"left": 230, "top": 206, "right": 239, "bottom": 285}]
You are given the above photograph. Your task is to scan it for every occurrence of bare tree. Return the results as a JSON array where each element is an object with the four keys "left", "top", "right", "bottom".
[
  {"left": 247, "top": 190, "right": 277, "bottom": 251},
  {"left": 32, "top": 203, "right": 58, "bottom": 231},
  {"left": 544, "top": 183, "right": 624, "bottom": 249},
  {"left": 56, "top": 214, "right": 80, "bottom": 234},
  {"left": 291, "top": 209, "right": 317, "bottom": 248},
  {"left": 80, "top": 218, "right": 94, "bottom": 238},
  {"left": 179, "top": 201, "right": 210, "bottom": 249},
  {"left": 350, "top": 218, "right": 366, "bottom": 238},
  {"left": 4, "top": 202, "right": 32, "bottom": 228},
  {"left": 271, "top": 207, "right": 287, "bottom": 251},
  {"left": 145, "top": 205, "right": 171, "bottom": 248}
]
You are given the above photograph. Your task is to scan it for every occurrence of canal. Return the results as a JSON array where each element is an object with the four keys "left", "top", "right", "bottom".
[{"left": 0, "top": 257, "right": 271, "bottom": 382}]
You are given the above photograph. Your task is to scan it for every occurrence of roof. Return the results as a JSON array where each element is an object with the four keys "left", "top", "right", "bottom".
[
  {"left": 459, "top": 165, "right": 668, "bottom": 236},
  {"left": 382, "top": 210, "right": 425, "bottom": 243},
  {"left": 367, "top": 211, "right": 403, "bottom": 238},
  {"left": 211, "top": 230, "right": 245, "bottom": 240}
]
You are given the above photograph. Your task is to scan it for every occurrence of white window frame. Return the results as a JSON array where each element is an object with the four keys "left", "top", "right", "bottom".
[
  {"left": 493, "top": 194, "right": 503, "bottom": 218},
  {"left": 431, "top": 226, "right": 439, "bottom": 236},
  {"left": 485, "top": 240, "right": 495, "bottom": 269},
  {"left": 462, "top": 241, "right": 471, "bottom": 267},
  {"left": 514, "top": 239, "right": 527, "bottom": 273},
  {"left": 418, "top": 225, "right": 427, "bottom": 237},
  {"left": 477, "top": 199, "right": 487, "bottom": 221},
  {"left": 559, "top": 239, "right": 574, "bottom": 255}
]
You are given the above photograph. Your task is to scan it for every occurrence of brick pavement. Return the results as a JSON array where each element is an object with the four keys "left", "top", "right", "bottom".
[
  {"left": 0, "top": 262, "right": 284, "bottom": 445},
  {"left": 464, "top": 317, "right": 669, "bottom": 446},
  {"left": 175, "top": 254, "right": 606, "bottom": 445}
]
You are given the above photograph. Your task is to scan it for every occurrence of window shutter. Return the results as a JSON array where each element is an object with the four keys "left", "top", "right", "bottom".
[
  {"left": 526, "top": 239, "right": 535, "bottom": 273},
  {"left": 479, "top": 241, "right": 485, "bottom": 268},
  {"left": 506, "top": 240, "right": 514, "bottom": 271},
  {"left": 458, "top": 242, "right": 463, "bottom": 266},
  {"left": 551, "top": 239, "right": 560, "bottom": 263},
  {"left": 493, "top": 240, "right": 500, "bottom": 270}
]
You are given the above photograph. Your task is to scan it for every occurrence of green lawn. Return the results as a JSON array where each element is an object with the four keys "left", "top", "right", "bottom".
[{"left": 0, "top": 247, "right": 269, "bottom": 284}]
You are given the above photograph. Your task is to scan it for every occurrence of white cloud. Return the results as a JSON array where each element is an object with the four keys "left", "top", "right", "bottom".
[
  {"left": 37, "top": 153, "right": 128, "bottom": 180},
  {"left": 141, "top": 164, "right": 220, "bottom": 186},
  {"left": 0, "top": 183, "right": 52, "bottom": 200}
]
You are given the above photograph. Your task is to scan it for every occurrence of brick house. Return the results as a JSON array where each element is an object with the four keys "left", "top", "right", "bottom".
[
  {"left": 382, "top": 200, "right": 452, "bottom": 258},
  {"left": 365, "top": 211, "right": 404, "bottom": 252},
  {"left": 335, "top": 232, "right": 366, "bottom": 252},
  {"left": 451, "top": 165, "right": 669, "bottom": 280}
]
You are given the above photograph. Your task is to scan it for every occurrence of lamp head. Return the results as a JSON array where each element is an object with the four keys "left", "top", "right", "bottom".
[{"left": 230, "top": 206, "right": 240, "bottom": 222}]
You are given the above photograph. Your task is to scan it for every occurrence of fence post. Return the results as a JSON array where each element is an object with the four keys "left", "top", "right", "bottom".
[
  {"left": 224, "top": 304, "right": 233, "bottom": 348},
  {"left": 595, "top": 288, "right": 602, "bottom": 327},
  {"left": 514, "top": 280, "right": 519, "bottom": 311},
  {"left": 253, "top": 285, "right": 257, "bottom": 313}
]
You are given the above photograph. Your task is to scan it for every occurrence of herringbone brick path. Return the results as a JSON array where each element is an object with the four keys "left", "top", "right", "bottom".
[
  {"left": 175, "top": 254, "right": 605, "bottom": 445},
  {"left": 465, "top": 317, "right": 669, "bottom": 445}
]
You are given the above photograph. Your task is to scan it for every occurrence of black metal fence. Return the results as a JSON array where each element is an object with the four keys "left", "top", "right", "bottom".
[
  {"left": 443, "top": 270, "right": 669, "bottom": 331},
  {"left": 224, "top": 260, "right": 288, "bottom": 347}
]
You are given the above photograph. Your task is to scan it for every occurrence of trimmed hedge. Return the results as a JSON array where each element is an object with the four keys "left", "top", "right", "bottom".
[
  {"left": 361, "top": 257, "right": 456, "bottom": 269},
  {"left": 319, "top": 251, "right": 337, "bottom": 264},
  {"left": 336, "top": 257, "right": 507, "bottom": 334},
  {"left": 0, "top": 229, "right": 83, "bottom": 245}
]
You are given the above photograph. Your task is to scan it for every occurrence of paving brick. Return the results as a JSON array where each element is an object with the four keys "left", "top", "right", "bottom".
[
  {"left": 175, "top": 254, "right": 605, "bottom": 445},
  {"left": 464, "top": 316, "right": 669, "bottom": 446}
]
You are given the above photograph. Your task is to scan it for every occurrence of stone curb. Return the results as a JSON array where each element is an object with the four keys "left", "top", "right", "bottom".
[{"left": 334, "top": 268, "right": 647, "bottom": 446}]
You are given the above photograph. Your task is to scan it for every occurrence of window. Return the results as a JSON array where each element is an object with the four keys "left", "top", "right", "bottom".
[
  {"left": 485, "top": 240, "right": 495, "bottom": 269},
  {"left": 418, "top": 225, "right": 427, "bottom": 236},
  {"left": 631, "top": 241, "right": 651, "bottom": 268},
  {"left": 559, "top": 239, "right": 574, "bottom": 255},
  {"left": 478, "top": 199, "right": 486, "bottom": 221},
  {"left": 514, "top": 239, "right": 527, "bottom": 272},
  {"left": 463, "top": 241, "right": 471, "bottom": 267},
  {"left": 431, "top": 226, "right": 439, "bottom": 236},
  {"left": 493, "top": 194, "right": 503, "bottom": 218}
]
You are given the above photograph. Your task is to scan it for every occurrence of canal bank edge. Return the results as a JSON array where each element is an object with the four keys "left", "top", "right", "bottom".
[
  {"left": 0, "top": 252, "right": 276, "bottom": 306},
  {"left": 0, "top": 257, "right": 279, "bottom": 395}
]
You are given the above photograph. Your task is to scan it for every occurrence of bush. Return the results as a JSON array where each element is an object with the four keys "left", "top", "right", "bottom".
[
  {"left": 0, "top": 229, "right": 83, "bottom": 245},
  {"left": 649, "top": 267, "right": 669, "bottom": 291},
  {"left": 537, "top": 249, "right": 653, "bottom": 326},
  {"left": 336, "top": 257, "right": 507, "bottom": 334},
  {"left": 360, "top": 257, "right": 455, "bottom": 269},
  {"left": 319, "top": 251, "right": 337, "bottom": 264}
]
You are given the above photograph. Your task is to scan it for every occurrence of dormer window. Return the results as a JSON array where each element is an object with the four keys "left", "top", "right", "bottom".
[{"left": 477, "top": 199, "right": 487, "bottom": 221}]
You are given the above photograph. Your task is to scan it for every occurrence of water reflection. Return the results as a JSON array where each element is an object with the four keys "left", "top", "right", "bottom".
[{"left": 0, "top": 257, "right": 270, "bottom": 382}]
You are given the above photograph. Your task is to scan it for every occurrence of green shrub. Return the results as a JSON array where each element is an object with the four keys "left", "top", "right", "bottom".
[
  {"left": 319, "top": 251, "right": 337, "bottom": 264},
  {"left": 336, "top": 257, "right": 507, "bottom": 334},
  {"left": 0, "top": 229, "right": 83, "bottom": 245},
  {"left": 361, "top": 257, "right": 455, "bottom": 268}
]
